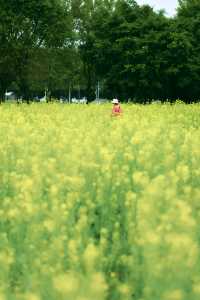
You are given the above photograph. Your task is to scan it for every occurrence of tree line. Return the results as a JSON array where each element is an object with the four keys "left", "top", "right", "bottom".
[{"left": 0, "top": 0, "right": 200, "bottom": 102}]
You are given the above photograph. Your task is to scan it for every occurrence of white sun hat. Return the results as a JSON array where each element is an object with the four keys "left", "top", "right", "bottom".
[{"left": 112, "top": 98, "right": 119, "bottom": 104}]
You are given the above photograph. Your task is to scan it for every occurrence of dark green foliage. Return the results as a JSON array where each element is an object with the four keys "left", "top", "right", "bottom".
[
  {"left": 80, "top": 0, "right": 200, "bottom": 102},
  {"left": 0, "top": 0, "right": 72, "bottom": 100},
  {"left": 0, "top": 0, "right": 200, "bottom": 102}
]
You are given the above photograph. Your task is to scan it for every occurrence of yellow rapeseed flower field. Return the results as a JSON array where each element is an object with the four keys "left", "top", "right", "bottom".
[{"left": 0, "top": 102, "right": 200, "bottom": 300}]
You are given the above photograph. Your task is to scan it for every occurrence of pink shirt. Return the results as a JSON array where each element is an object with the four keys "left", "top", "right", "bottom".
[{"left": 112, "top": 105, "right": 122, "bottom": 115}]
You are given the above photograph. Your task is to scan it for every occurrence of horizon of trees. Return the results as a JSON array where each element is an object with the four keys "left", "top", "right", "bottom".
[{"left": 0, "top": 0, "right": 200, "bottom": 103}]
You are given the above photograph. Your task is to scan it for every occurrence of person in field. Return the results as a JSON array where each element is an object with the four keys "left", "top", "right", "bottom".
[{"left": 111, "top": 99, "right": 122, "bottom": 117}]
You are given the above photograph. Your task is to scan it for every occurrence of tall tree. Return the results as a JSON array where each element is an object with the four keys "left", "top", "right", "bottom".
[
  {"left": 175, "top": 0, "right": 200, "bottom": 101},
  {"left": 71, "top": 0, "right": 116, "bottom": 101},
  {"left": 0, "top": 0, "right": 73, "bottom": 100},
  {"left": 81, "top": 0, "right": 171, "bottom": 100}
]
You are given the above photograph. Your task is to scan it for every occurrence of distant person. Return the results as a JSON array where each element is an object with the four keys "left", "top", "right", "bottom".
[{"left": 111, "top": 99, "right": 122, "bottom": 117}]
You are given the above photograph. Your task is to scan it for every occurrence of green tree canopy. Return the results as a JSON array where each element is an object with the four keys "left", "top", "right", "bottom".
[{"left": 0, "top": 0, "right": 72, "bottom": 100}]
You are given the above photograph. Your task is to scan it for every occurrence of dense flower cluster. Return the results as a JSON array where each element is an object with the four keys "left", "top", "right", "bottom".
[{"left": 0, "top": 103, "right": 199, "bottom": 300}]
